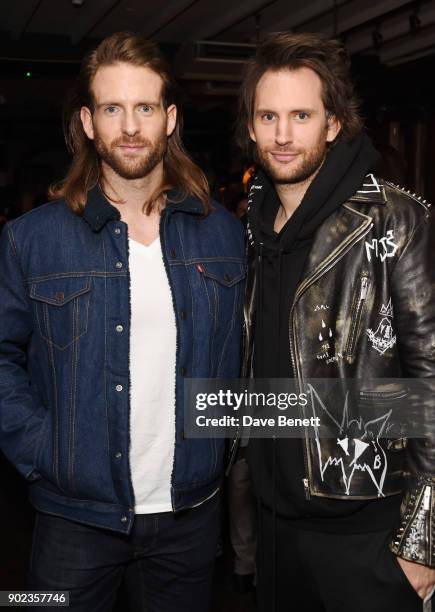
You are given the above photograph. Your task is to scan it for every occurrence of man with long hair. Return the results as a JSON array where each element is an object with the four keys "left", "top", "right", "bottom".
[
  {"left": 237, "top": 32, "right": 435, "bottom": 611},
  {"left": 0, "top": 32, "right": 245, "bottom": 611}
]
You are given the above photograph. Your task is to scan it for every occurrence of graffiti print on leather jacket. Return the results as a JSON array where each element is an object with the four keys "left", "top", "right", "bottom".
[{"left": 243, "top": 174, "right": 435, "bottom": 566}]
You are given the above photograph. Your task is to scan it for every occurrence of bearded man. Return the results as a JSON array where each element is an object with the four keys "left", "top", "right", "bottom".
[
  {"left": 0, "top": 32, "right": 245, "bottom": 611},
  {"left": 236, "top": 32, "right": 435, "bottom": 611}
]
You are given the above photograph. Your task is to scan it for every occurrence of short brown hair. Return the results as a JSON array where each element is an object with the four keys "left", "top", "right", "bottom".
[
  {"left": 237, "top": 32, "right": 363, "bottom": 157},
  {"left": 50, "top": 31, "right": 209, "bottom": 214}
]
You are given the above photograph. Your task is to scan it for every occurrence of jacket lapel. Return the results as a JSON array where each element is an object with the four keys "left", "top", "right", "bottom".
[{"left": 296, "top": 204, "right": 374, "bottom": 299}]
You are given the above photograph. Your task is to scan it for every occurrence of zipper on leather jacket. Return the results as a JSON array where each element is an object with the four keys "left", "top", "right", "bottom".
[
  {"left": 288, "top": 219, "right": 373, "bottom": 500},
  {"left": 226, "top": 245, "right": 260, "bottom": 476},
  {"left": 423, "top": 484, "right": 431, "bottom": 510},
  {"left": 289, "top": 306, "right": 312, "bottom": 499},
  {"left": 346, "top": 274, "right": 369, "bottom": 360},
  {"left": 225, "top": 320, "right": 247, "bottom": 475},
  {"left": 303, "top": 478, "right": 311, "bottom": 500}
]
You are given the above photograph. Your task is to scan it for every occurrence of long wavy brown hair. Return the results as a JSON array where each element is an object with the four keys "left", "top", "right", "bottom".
[
  {"left": 237, "top": 32, "right": 363, "bottom": 159},
  {"left": 50, "top": 31, "right": 210, "bottom": 214}
]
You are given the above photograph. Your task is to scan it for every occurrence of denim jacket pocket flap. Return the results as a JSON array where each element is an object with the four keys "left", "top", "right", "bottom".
[
  {"left": 30, "top": 277, "right": 91, "bottom": 306},
  {"left": 201, "top": 262, "right": 246, "bottom": 288}
]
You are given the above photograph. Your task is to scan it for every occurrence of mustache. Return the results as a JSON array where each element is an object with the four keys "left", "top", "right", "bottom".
[
  {"left": 112, "top": 137, "right": 151, "bottom": 147},
  {"left": 267, "top": 147, "right": 302, "bottom": 154}
]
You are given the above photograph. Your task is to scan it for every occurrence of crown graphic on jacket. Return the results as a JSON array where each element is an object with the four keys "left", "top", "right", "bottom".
[{"left": 379, "top": 298, "right": 393, "bottom": 318}]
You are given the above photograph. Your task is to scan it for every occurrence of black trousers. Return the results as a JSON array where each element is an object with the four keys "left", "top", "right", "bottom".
[
  {"left": 257, "top": 504, "right": 426, "bottom": 612},
  {"left": 26, "top": 493, "right": 220, "bottom": 612}
]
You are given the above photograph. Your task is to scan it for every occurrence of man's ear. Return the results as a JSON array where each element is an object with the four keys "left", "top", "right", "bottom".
[
  {"left": 80, "top": 106, "right": 94, "bottom": 140},
  {"left": 166, "top": 104, "right": 177, "bottom": 137},
  {"left": 326, "top": 114, "right": 341, "bottom": 143},
  {"left": 248, "top": 122, "right": 257, "bottom": 143}
]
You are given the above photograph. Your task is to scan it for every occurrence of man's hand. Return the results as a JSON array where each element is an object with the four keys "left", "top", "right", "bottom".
[{"left": 397, "top": 557, "right": 435, "bottom": 600}]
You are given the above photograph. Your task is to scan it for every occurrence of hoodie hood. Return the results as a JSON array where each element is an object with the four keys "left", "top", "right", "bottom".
[
  {"left": 247, "top": 132, "right": 379, "bottom": 254},
  {"left": 247, "top": 133, "right": 386, "bottom": 612}
]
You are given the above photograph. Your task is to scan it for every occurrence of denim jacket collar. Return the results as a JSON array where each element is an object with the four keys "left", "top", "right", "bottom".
[
  {"left": 83, "top": 185, "right": 120, "bottom": 233},
  {"left": 83, "top": 185, "right": 204, "bottom": 233}
]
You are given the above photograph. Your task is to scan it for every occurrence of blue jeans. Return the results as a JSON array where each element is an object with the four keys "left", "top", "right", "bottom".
[{"left": 27, "top": 493, "right": 220, "bottom": 612}]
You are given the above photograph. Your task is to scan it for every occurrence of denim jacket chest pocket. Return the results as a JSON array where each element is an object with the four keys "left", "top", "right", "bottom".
[
  {"left": 29, "top": 276, "right": 92, "bottom": 350},
  {"left": 199, "top": 261, "right": 246, "bottom": 331}
]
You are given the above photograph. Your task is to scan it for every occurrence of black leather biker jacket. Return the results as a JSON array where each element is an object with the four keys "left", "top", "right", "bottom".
[{"left": 242, "top": 173, "right": 435, "bottom": 567}]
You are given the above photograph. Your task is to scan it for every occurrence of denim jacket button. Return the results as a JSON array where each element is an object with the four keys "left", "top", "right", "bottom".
[
  {"left": 115, "top": 452, "right": 122, "bottom": 459},
  {"left": 116, "top": 325, "right": 124, "bottom": 333},
  {"left": 116, "top": 384, "right": 123, "bottom": 392},
  {"left": 114, "top": 228, "right": 121, "bottom": 235},
  {"left": 120, "top": 515, "right": 128, "bottom": 523},
  {"left": 169, "top": 248, "right": 177, "bottom": 258},
  {"left": 116, "top": 261, "right": 123, "bottom": 269}
]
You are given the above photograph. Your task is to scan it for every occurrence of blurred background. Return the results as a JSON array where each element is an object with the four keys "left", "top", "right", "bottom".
[
  {"left": 0, "top": 1, "right": 435, "bottom": 609},
  {"left": 0, "top": 0, "right": 435, "bottom": 225}
]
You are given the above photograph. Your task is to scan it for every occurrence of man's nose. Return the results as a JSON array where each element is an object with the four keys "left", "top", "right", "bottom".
[
  {"left": 121, "top": 109, "right": 140, "bottom": 136},
  {"left": 275, "top": 118, "right": 294, "bottom": 146}
]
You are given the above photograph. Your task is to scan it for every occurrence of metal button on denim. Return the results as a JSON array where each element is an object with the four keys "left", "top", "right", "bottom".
[
  {"left": 116, "top": 384, "right": 123, "bottom": 392},
  {"left": 114, "top": 228, "right": 121, "bottom": 235},
  {"left": 120, "top": 516, "right": 128, "bottom": 523},
  {"left": 1, "top": 182, "right": 246, "bottom": 532},
  {"left": 116, "top": 325, "right": 123, "bottom": 333},
  {"left": 115, "top": 452, "right": 122, "bottom": 459},
  {"left": 116, "top": 261, "right": 123, "bottom": 268}
]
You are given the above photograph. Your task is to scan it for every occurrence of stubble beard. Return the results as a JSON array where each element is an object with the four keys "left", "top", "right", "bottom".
[
  {"left": 93, "top": 130, "right": 167, "bottom": 180},
  {"left": 256, "top": 136, "right": 328, "bottom": 186}
]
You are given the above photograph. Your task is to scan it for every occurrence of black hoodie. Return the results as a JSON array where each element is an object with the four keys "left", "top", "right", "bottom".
[{"left": 248, "top": 134, "right": 402, "bottom": 531}]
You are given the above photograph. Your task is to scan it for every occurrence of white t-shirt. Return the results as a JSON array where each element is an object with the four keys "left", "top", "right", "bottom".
[{"left": 128, "top": 237, "right": 176, "bottom": 514}]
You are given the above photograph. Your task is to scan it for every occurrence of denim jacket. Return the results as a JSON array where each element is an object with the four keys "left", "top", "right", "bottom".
[{"left": 0, "top": 187, "right": 245, "bottom": 534}]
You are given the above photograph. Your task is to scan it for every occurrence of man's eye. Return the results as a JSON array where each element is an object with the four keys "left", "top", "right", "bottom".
[
  {"left": 295, "top": 112, "right": 309, "bottom": 121},
  {"left": 262, "top": 112, "right": 274, "bottom": 122},
  {"left": 140, "top": 105, "right": 152, "bottom": 113},
  {"left": 105, "top": 106, "right": 118, "bottom": 114}
]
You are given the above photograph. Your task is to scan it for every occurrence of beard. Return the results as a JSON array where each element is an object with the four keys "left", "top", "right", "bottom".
[
  {"left": 256, "top": 134, "right": 328, "bottom": 185},
  {"left": 93, "top": 129, "right": 167, "bottom": 180}
]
